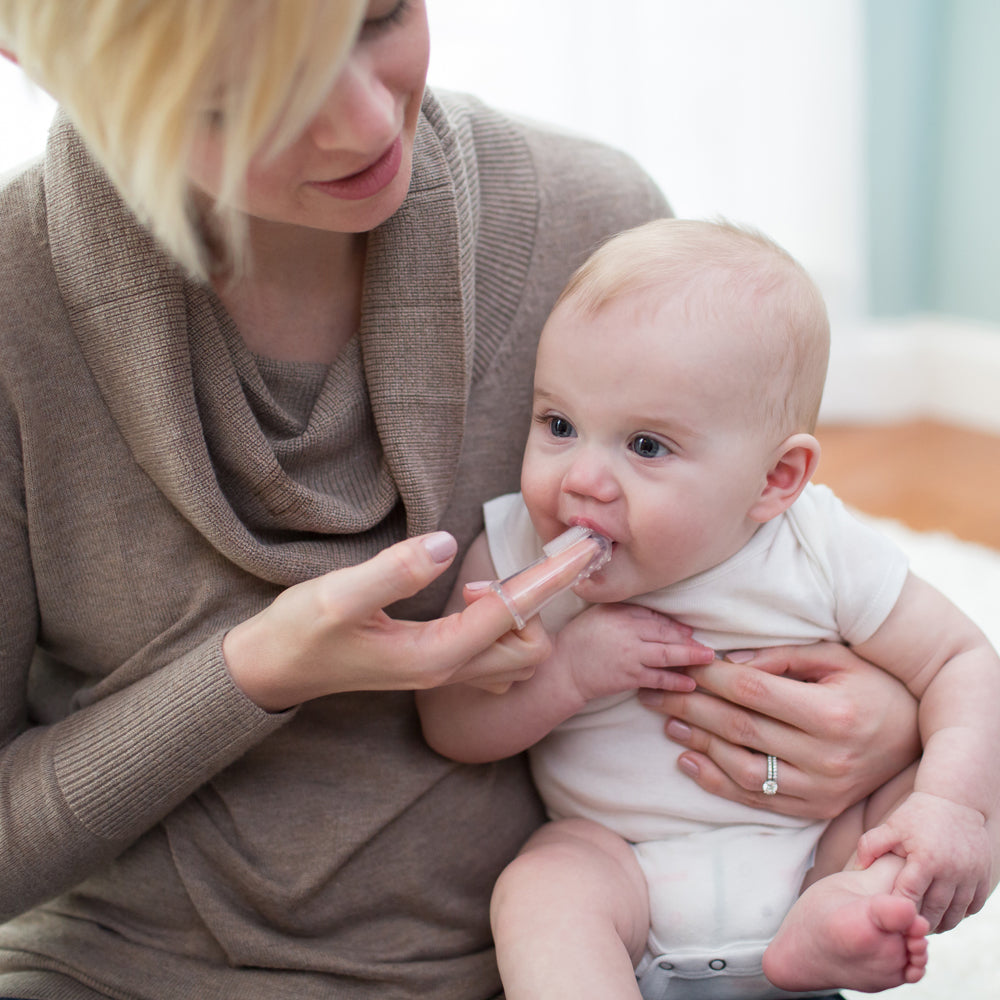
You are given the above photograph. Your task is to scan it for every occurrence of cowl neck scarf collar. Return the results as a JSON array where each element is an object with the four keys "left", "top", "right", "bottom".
[{"left": 43, "top": 95, "right": 474, "bottom": 587}]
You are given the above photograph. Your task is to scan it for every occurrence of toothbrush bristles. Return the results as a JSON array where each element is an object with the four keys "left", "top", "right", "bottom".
[{"left": 542, "top": 525, "right": 594, "bottom": 557}]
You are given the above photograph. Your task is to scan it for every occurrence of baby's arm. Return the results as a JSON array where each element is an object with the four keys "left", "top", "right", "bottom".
[
  {"left": 850, "top": 571, "right": 1000, "bottom": 927},
  {"left": 416, "top": 533, "right": 710, "bottom": 764}
]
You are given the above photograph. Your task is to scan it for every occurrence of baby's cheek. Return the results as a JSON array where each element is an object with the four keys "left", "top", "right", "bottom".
[
  {"left": 520, "top": 481, "right": 557, "bottom": 535},
  {"left": 628, "top": 542, "right": 684, "bottom": 594}
]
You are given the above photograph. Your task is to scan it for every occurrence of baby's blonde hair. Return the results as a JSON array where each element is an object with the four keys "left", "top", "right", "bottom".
[
  {"left": 0, "top": 0, "right": 367, "bottom": 278},
  {"left": 558, "top": 219, "right": 830, "bottom": 435}
]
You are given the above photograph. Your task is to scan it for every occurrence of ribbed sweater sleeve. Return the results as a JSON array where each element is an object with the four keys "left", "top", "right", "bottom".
[{"left": 0, "top": 632, "right": 288, "bottom": 918}]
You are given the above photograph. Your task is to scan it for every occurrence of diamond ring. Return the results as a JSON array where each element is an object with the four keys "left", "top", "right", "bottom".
[{"left": 762, "top": 755, "right": 779, "bottom": 795}]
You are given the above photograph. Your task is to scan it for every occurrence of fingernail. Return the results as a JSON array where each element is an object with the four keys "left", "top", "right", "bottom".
[
  {"left": 678, "top": 755, "right": 699, "bottom": 777},
  {"left": 725, "top": 649, "right": 755, "bottom": 663},
  {"left": 464, "top": 580, "right": 492, "bottom": 594},
  {"left": 637, "top": 690, "right": 663, "bottom": 708},
  {"left": 666, "top": 719, "right": 692, "bottom": 742},
  {"left": 423, "top": 531, "right": 457, "bottom": 563}
]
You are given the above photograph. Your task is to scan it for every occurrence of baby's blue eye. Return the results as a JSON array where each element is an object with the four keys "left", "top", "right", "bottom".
[
  {"left": 629, "top": 435, "right": 668, "bottom": 459},
  {"left": 549, "top": 416, "right": 576, "bottom": 438}
]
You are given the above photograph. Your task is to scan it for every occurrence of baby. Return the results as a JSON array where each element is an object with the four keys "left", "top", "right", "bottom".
[{"left": 417, "top": 219, "right": 1000, "bottom": 999}]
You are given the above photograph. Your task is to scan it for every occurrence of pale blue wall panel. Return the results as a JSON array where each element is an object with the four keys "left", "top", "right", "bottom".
[
  {"left": 931, "top": 0, "right": 1000, "bottom": 322},
  {"left": 867, "top": 0, "right": 1000, "bottom": 324},
  {"left": 866, "top": 0, "right": 944, "bottom": 316}
]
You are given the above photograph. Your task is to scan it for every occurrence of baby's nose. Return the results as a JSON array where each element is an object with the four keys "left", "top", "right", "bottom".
[{"left": 562, "top": 450, "right": 620, "bottom": 503}]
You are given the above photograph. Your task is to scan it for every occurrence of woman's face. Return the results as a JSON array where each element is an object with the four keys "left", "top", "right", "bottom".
[{"left": 188, "top": 0, "right": 430, "bottom": 235}]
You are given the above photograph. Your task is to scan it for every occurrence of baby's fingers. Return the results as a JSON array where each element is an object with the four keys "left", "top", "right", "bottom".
[
  {"left": 889, "top": 855, "right": 934, "bottom": 914},
  {"left": 921, "top": 879, "right": 974, "bottom": 933},
  {"left": 629, "top": 606, "right": 700, "bottom": 643},
  {"left": 639, "top": 667, "right": 697, "bottom": 693},
  {"left": 640, "top": 639, "right": 715, "bottom": 670},
  {"left": 855, "top": 823, "right": 900, "bottom": 869}
]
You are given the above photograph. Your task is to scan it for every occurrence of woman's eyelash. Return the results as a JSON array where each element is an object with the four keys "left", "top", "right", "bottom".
[{"left": 363, "top": 0, "right": 411, "bottom": 33}]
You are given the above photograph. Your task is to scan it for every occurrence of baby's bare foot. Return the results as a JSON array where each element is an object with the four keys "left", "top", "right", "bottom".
[{"left": 762, "top": 880, "right": 929, "bottom": 993}]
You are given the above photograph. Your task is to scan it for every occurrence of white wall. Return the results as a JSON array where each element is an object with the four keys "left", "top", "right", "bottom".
[
  {"left": 0, "top": 56, "right": 56, "bottom": 176},
  {"left": 426, "top": 0, "right": 868, "bottom": 328}
]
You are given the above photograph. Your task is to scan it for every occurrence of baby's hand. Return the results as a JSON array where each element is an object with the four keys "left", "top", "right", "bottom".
[
  {"left": 856, "top": 791, "right": 992, "bottom": 931},
  {"left": 554, "top": 604, "right": 713, "bottom": 704}
]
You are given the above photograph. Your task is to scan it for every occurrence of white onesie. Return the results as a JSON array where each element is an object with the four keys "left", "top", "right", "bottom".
[{"left": 484, "top": 485, "right": 909, "bottom": 999}]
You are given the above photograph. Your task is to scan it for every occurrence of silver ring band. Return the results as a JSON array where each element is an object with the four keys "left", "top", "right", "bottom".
[{"left": 762, "top": 755, "right": 779, "bottom": 795}]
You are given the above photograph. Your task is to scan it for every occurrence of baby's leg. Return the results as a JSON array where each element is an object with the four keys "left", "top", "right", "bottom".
[
  {"left": 491, "top": 817, "right": 649, "bottom": 1000},
  {"left": 763, "top": 764, "right": 929, "bottom": 993}
]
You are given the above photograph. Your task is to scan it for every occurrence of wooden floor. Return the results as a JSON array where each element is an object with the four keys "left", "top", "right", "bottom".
[{"left": 815, "top": 419, "right": 1000, "bottom": 551}]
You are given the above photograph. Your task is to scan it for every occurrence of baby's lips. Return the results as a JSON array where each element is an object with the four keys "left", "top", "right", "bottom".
[{"left": 490, "top": 528, "right": 612, "bottom": 630}]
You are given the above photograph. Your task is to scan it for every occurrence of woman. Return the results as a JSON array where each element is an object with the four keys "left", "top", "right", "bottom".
[{"left": 0, "top": 1, "right": 919, "bottom": 997}]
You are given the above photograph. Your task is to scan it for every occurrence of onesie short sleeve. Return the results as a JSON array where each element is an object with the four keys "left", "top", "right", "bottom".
[
  {"left": 483, "top": 492, "right": 543, "bottom": 580},
  {"left": 787, "top": 484, "right": 910, "bottom": 645}
]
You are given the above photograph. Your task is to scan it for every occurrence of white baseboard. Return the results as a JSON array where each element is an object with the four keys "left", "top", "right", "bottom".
[{"left": 820, "top": 315, "right": 1000, "bottom": 434}]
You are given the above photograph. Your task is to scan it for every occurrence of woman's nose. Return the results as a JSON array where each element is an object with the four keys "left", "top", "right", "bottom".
[
  {"left": 307, "top": 54, "right": 397, "bottom": 151},
  {"left": 562, "top": 449, "right": 620, "bottom": 504}
]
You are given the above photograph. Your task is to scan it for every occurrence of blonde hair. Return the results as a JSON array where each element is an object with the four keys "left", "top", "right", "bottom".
[
  {"left": 559, "top": 218, "right": 831, "bottom": 434},
  {"left": 0, "top": 0, "right": 367, "bottom": 278}
]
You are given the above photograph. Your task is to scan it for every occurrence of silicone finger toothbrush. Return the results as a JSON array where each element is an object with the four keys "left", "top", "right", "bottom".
[{"left": 490, "top": 525, "right": 612, "bottom": 630}]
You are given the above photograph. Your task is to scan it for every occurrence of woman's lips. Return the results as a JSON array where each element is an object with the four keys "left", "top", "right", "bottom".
[{"left": 308, "top": 135, "right": 403, "bottom": 201}]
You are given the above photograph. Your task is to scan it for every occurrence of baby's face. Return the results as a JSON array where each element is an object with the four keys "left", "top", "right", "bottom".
[{"left": 520, "top": 291, "right": 779, "bottom": 602}]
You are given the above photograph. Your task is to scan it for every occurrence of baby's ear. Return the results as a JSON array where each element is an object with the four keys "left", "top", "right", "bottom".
[{"left": 748, "top": 433, "right": 821, "bottom": 523}]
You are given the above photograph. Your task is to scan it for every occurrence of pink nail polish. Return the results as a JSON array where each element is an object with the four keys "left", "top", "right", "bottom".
[
  {"left": 423, "top": 531, "right": 457, "bottom": 564},
  {"left": 678, "top": 756, "right": 699, "bottom": 777},
  {"left": 666, "top": 719, "right": 692, "bottom": 742}
]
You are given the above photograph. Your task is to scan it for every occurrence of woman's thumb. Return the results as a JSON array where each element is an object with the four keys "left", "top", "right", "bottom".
[{"left": 340, "top": 532, "right": 458, "bottom": 614}]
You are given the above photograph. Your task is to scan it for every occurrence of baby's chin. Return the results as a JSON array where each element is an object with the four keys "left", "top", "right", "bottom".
[{"left": 572, "top": 573, "right": 631, "bottom": 605}]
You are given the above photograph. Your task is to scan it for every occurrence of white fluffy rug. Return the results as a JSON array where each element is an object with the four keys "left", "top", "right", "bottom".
[{"left": 841, "top": 514, "right": 1000, "bottom": 999}]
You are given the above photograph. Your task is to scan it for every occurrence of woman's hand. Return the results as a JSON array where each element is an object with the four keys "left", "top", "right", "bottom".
[
  {"left": 223, "top": 532, "right": 551, "bottom": 712},
  {"left": 638, "top": 642, "right": 921, "bottom": 819}
]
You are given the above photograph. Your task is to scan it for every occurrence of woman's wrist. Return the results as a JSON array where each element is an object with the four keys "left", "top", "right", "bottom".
[{"left": 222, "top": 610, "right": 296, "bottom": 713}]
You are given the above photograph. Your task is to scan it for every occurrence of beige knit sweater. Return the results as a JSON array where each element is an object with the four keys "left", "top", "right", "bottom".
[{"left": 0, "top": 89, "right": 667, "bottom": 999}]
